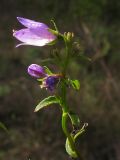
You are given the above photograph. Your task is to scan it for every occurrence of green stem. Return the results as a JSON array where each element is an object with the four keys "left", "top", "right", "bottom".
[
  {"left": 62, "top": 112, "right": 75, "bottom": 151},
  {"left": 60, "top": 37, "right": 82, "bottom": 159},
  {"left": 62, "top": 38, "right": 70, "bottom": 75}
]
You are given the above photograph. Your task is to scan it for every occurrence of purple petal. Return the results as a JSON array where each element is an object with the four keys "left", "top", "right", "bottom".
[
  {"left": 17, "top": 17, "right": 56, "bottom": 40},
  {"left": 30, "top": 27, "right": 56, "bottom": 40},
  {"left": 28, "top": 64, "right": 46, "bottom": 78},
  {"left": 17, "top": 17, "right": 48, "bottom": 29},
  {"left": 15, "top": 43, "right": 29, "bottom": 48},
  {"left": 42, "top": 75, "right": 60, "bottom": 91},
  {"left": 13, "top": 28, "right": 55, "bottom": 46}
]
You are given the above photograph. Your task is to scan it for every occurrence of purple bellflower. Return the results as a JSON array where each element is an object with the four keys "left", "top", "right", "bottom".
[
  {"left": 13, "top": 17, "right": 56, "bottom": 47},
  {"left": 41, "top": 75, "right": 62, "bottom": 91},
  {"left": 28, "top": 64, "right": 46, "bottom": 78}
]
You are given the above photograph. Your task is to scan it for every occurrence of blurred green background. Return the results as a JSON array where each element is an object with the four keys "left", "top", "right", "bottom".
[{"left": 0, "top": 0, "right": 120, "bottom": 160}]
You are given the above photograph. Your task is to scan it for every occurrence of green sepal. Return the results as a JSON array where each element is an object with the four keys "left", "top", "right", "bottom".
[
  {"left": 65, "top": 138, "right": 77, "bottom": 158},
  {"left": 70, "top": 79, "right": 80, "bottom": 90},
  {"left": 50, "top": 19, "right": 59, "bottom": 32},
  {"left": 34, "top": 96, "right": 61, "bottom": 112},
  {"left": 68, "top": 112, "right": 80, "bottom": 126},
  {"left": 37, "top": 78, "right": 44, "bottom": 82},
  {"left": 44, "top": 66, "right": 53, "bottom": 75},
  {"left": 47, "top": 39, "right": 57, "bottom": 46},
  {"left": 48, "top": 29, "right": 59, "bottom": 36}
]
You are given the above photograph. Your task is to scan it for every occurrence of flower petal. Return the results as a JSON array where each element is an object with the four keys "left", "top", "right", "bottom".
[
  {"left": 42, "top": 75, "right": 60, "bottom": 91},
  {"left": 15, "top": 43, "right": 28, "bottom": 48},
  {"left": 17, "top": 17, "right": 48, "bottom": 29},
  {"left": 30, "top": 27, "right": 56, "bottom": 41},
  {"left": 17, "top": 17, "right": 56, "bottom": 40},
  {"left": 28, "top": 64, "right": 46, "bottom": 78},
  {"left": 13, "top": 28, "right": 54, "bottom": 46}
]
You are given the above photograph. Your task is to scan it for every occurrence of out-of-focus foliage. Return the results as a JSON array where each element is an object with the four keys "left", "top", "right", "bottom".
[{"left": 0, "top": 0, "right": 120, "bottom": 160}]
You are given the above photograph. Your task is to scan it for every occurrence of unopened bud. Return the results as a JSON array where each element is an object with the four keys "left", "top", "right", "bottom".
[{"left": 28, "top": 64, "right": 46, "bottom": 78}]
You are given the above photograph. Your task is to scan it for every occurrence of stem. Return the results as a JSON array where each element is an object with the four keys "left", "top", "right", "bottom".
[
  {"left": 60, "top": 36, "right": 83, "bottom": 159},
  {"left": 62, "top": 38, "right": 70, "bottom": 75}
]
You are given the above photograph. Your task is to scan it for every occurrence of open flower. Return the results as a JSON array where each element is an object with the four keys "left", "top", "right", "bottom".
[
  {"left": 28, "top": 64, "right": 46, "bottom": 78},
  {"left": 13, "top": 17, "right": 56, "bottom": 47}
]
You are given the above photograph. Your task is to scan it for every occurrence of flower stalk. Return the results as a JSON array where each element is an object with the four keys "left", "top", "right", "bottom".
[{"left": 60, "top": 34, "right": 83, "bottom": 159}]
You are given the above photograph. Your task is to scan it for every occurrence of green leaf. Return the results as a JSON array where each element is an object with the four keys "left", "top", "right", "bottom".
[
  {"left": 74, "top": 129, "right": 85, "bottom": 141},
  {"left": 65, "top": 138, "right": 77, "bottom": 158},
  {"left": 34, "top": 96, "right": 60, "bottom": 112},
  {"left": 70, "top": 80, "right": 80, "bottom": 90},
  {"left": 68, "top": 112, "right": 80, "bottom": 126},
  {"left": 74, "top": 123, "right": 88, "bottom": 141},
  {"left": 0, "top": 122, "right": 9, "bottom": 133}
]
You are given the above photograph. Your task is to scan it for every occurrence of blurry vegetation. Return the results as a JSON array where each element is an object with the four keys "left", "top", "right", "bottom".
[{"left": 0, "top": 0, "right": 120, "bottom": 160}]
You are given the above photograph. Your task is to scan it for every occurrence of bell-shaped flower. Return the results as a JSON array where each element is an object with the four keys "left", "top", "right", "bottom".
[
  {"left": 28, "top": 64, "right": 46, "bottom": 78},
  {"left": 13, "top": 17, "right": 56, "bottom": 47}
]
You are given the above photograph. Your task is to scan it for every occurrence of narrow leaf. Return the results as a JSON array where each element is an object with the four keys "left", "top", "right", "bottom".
[
  {"left": 74, "top": 123, "right": 88, "bottom": 140},
  {"left": 35, "top": 96, "right": 60, "bottom": 112}
]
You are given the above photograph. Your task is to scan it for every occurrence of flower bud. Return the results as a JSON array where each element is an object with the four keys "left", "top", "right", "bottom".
[
  {"left": 45, "top": 76, "right": 59, "bottom": 91},
  {"left": 40, "top": 74, "right": 62, "bottom": 91},
  {"left": 66, "top": 32, "right": 74, "bottom": 42},
  {"left": 28, "top": 64, "right": 46, "bottom": 78}
]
